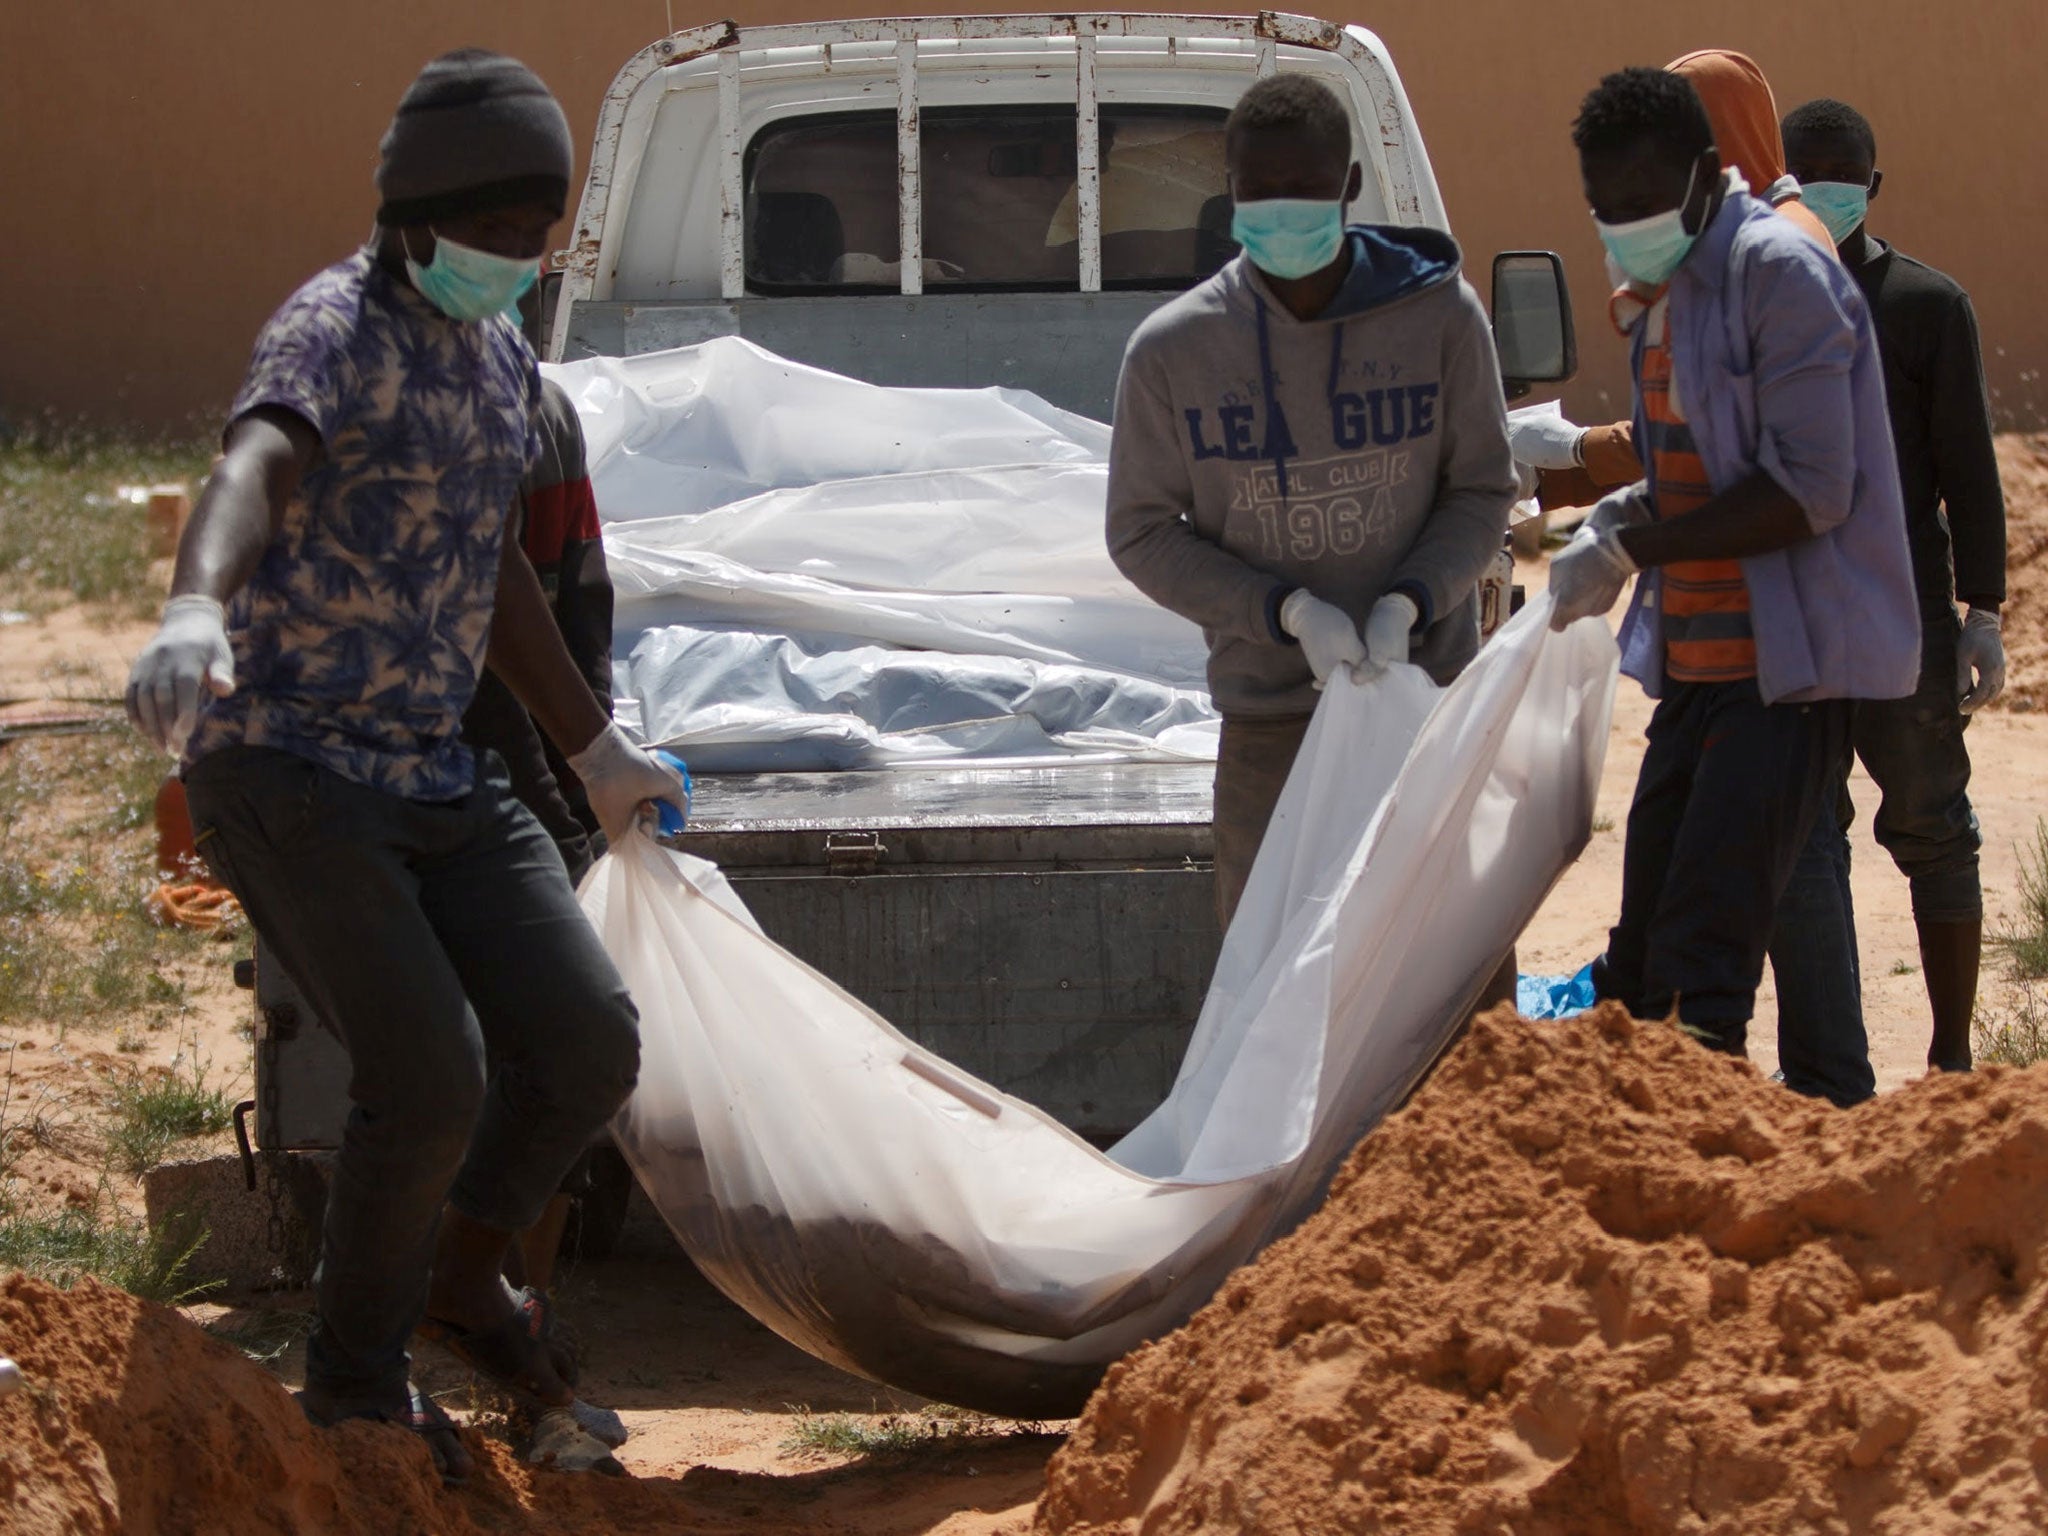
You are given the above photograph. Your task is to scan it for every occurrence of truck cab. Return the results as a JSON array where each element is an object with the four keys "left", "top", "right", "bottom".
[{"left": 547, "top": 12, "right": 1572, "bottom": 414}]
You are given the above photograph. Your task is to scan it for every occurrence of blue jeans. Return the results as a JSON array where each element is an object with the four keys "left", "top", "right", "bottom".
[
  {"left": 186, "top": 745, "right": 640, "bottom": 1410},
  {"left": 1593, "top": 679, "right": 1852, "bottom": 1050}
]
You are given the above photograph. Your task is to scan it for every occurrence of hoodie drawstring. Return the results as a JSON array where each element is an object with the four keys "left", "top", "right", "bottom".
[
  {"left": 1252, "top": 289, "right": 1352, "bottom": 508},
  {"left": 1252, "top": 292, "right": 1289, "bottom": 503}
]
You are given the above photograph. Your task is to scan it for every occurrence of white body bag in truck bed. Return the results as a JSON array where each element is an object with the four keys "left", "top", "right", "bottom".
[{"left": 552, "top": 337, "right": 1222, "bottom": 771}]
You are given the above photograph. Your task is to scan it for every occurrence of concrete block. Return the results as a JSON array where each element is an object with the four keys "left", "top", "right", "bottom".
[{"left": 143, "top": 1152, "right": 323, "bottom": 1293}]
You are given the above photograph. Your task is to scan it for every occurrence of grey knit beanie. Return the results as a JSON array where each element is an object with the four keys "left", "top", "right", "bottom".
[{"left": 375, "top": 49, "right": 572, "bottom": 228}]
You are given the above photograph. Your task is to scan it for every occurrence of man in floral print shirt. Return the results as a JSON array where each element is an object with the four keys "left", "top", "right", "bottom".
[{"left": 124, "top": 50, "right": 684, "bottom": 1482}]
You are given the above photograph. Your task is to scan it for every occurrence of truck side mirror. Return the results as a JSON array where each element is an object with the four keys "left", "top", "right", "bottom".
[{"left": 1491, "top": 251, "right": 1576, "bottom": 401}]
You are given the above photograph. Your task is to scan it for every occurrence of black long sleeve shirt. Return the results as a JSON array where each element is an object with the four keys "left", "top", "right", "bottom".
[{"left": 1845, "top": 236, "right": 2006, "bottom": 613}]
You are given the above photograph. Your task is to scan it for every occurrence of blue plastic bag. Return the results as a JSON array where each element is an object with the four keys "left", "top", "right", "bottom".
[{"left": 1516, "top": 963, "right": 1597, "bottom": 1021}]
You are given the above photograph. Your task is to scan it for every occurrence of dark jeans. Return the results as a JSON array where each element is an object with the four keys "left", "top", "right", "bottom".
[
  {"left": 461, "top": 668, "right": 599, "bottom": 884},
  {"left": 1766, "top": 612, "right": 1980, "bottom": 1102},
  {"left": 1856, "top": 609, "right": 1982, "bottom": 922},
  {"left": 1770, "top": 809, "right": 1876, "bottom": 1106},
  {"left": 185, "top": 745, "right": 639, "bottom": 1409},
  {"left": 1594, "top": 678, "right": 1852, "bottom": 1049}
]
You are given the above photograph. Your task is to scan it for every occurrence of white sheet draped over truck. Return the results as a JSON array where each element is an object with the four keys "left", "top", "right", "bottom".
[
  {"left": 582, "top": 597, "right": 1618, "bottom": 1416},
  {"left": 544, "top": 339, "right": 1221, "bottom": 771}
]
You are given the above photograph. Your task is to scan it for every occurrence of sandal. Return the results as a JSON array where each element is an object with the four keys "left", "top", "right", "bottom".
[
  {"left": 300, "top": 1383, "right": 473, "bottom": 1487},
  {"left": 418, "top": 1286, "right": 579, "bottom": 1403}
]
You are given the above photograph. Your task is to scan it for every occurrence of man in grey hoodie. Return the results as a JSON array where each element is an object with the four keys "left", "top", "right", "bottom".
[{"left": 1106, "top": 73, "right": 1517, "bottom": 931}]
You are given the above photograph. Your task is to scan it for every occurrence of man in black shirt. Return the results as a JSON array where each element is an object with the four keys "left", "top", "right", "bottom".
[{"left": 1775, "top": 97, "right": 2007, "bottom": 1075}]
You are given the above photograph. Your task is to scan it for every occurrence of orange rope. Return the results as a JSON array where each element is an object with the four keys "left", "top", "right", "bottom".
[{"left": 145, "top": 881, "right": 243, "bottom": 935}]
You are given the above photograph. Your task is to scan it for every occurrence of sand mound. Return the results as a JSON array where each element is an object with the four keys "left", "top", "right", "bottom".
[
  {"left": 0, "top": 1274, "right": 466, "bottom": 1535},
  {"left": 1996, "top": 433, "right": 2048, "bottom": 711},
  {"left": 0, "top": 1273, "right": 803, "bottom": 1535},
  {"left": 1037, "top": 1006, "right": 2048, "bottom": 1535}
]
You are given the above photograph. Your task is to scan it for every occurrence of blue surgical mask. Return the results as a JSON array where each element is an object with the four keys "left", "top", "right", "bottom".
[
  {"left": 404, "top": 232, "right": 540, "bottom": 322},
  {"left": 1231, "top": 198, "right": 1346, "bottom": 281},
  {"left": 1799, "top": 181, "right": 1869, "bottom": 245},
  {"left": 1595, "top": 161, "right": 1703, "bottom": 289}
]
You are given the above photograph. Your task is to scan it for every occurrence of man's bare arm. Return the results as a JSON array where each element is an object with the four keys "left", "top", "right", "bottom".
[
  {"left": 1616, "top": 470, "right": 1812, "bottom": 568},
  {"left": 172, "top": 407, "right": 319, "bottom": 602}
]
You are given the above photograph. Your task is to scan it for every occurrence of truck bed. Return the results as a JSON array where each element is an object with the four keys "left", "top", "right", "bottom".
[{"left": 673, "top": 761, "right": 1220, "bottom": 1139}]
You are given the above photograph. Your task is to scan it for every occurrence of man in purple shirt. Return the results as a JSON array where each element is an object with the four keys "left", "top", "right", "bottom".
[
  {"left": 125, "top": 52, "right": 683, "bottom": 1482},
  {"left": 1550, "top": 68, "right": 1917, "bottom": 1060}
]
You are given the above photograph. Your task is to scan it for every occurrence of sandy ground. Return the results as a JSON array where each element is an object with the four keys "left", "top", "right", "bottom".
[
  {"left": 0, "top": 604, "right": 147, "bottom": 705},
  {"left": 4, "top": 448, "right": 2048, "bottom": 1525}
]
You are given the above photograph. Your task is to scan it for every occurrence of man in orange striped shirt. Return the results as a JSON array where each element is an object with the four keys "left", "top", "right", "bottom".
[{"left": 1549, "top": 68, "right": 1916, "bottom": 1054}]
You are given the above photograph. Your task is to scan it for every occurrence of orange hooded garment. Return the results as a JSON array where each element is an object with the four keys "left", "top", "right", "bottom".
[
  {"left": 1667, "top": 47, "right": 1834, "bottom": 250},
  {"left": 1564, "top": 48, "right": 1836, "bottom": 493}
]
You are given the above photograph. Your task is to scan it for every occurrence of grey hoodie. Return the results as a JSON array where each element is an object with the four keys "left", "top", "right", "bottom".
[{"left": 1106, "top": 227, "right": 1517, "bottom": 717}]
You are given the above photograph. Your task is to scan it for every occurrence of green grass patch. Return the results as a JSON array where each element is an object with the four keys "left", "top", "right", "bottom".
[
  {"left": 782, "top": 1408, "right": 928, "bottom": 1458},
  {"left": 0, "top": 1049, "right": 214, "bottom": 1302},
  {"left": 0, "top": 1191, "right": 211, "bottom": 1303},
  {"left": 1975, "top": 983, "right": 2048, "bottom": 1068},
  {"left": 104, "top": 1053, "right": 235, "bottom": 1176},
  {"left": 0, "top": 733, "right": 207, "bottom": 1037},
  {"left": 780, "top": 1402, "right": 1015, "bottom": 1460},
  {"left": 1995, "top": 819, "right": 2048, "bottom": 979},
  {"left": 0, "top": 429, "right": 213, "bottom": 615}
]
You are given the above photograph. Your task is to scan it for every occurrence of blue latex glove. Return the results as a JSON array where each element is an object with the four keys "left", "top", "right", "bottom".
[{"left": 653, "top": 751, "right": 693, "bottom": 836}]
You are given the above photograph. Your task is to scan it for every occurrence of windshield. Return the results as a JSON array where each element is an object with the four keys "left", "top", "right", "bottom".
[{"left": 744, "top": 104, "right": 1235, "bottom": 292}]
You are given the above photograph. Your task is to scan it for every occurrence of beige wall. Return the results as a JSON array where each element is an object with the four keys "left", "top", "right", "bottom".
[{"left": 5, "top": 1, "right": 2043, "bottom": 432}]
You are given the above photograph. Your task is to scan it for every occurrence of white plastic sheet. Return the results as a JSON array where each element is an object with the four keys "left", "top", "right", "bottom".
[
  {"left": 584, "top": 598, "right": 1618, "bottom": 1415},
  {"left": 545, "top": 340, "right": 1218, "bottom": 769}
]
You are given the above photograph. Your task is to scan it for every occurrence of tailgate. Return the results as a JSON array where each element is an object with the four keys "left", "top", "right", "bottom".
[{"left": 674, "top": 762, "right": 1219, "bottom": 1138}]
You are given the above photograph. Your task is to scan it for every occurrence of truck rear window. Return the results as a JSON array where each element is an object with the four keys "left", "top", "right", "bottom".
[{"left": 744, "top": 105, "right": 1234, "bottom": 293}]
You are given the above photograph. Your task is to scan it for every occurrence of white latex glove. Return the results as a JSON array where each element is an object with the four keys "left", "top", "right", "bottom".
[
  {"left": 1279, "top": 588, "right": 1367, "bottom": 689},
  {"left": 1363, "top": 592, "right": 1420, "bottom": 673},
  {"left": 1514, "top": 458, "right": 1540, "bottom": 504},
  {"left": 1508, "top": 413, "right": 1587, "bottom": 471},
  {"left": 569, "top": 721, "right": 690, "bottom": 846},
  {"left": 125, "top": 594, "right": 235, "bottom": 755},
  {"left": 1547, "top": 524, "right": 1636, "bottom": 632},
  {"left": 1958, "top": 606, "right": 2005, "bottom": 713}
]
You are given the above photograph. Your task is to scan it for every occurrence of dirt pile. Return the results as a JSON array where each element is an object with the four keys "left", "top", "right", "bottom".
[
  {"left": 1995, "top": 432, "right": 2048, "bottom": 710},
  {"left": 0, "top": 1272, "right": 962, "bottom": 1536},
  {"left": 1037, "top": 1006, "right": 2048, "bottom": 1535},
  {"left": 0, "top": 1274, "right": 467, "bottom": 1535}
]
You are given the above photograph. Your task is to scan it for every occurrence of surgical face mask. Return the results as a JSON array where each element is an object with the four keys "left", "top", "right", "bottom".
[
  {"left": 404, "top": 232, "right": 540, "bottom": 322},
  {"left": 1594, "top": 160, "right": 1702, "bottom": 289},
  {"left": 1799, "top": 180, "right": 1870, "bottom": 244},
  {"left": 1231, "top": 198, "right": 1346, "bottom": 281}
]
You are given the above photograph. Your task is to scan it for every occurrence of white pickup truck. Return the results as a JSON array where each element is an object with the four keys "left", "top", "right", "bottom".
[
  {"left": 251, "top": 13, "right": 1575, "bottom": 1183},
  {"left": 546, "top": 10, "right": 1573, "bottom": 1133}
]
